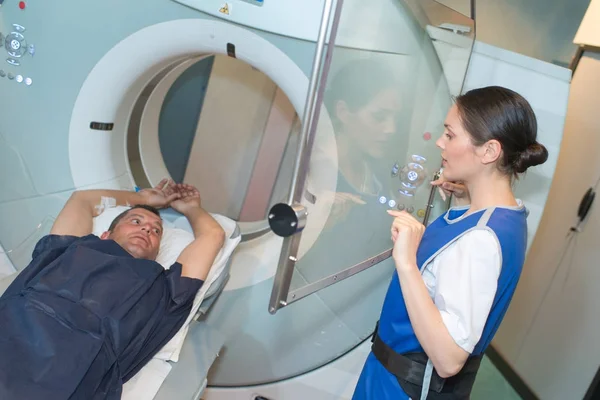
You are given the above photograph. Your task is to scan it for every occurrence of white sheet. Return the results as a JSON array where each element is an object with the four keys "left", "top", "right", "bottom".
[
  {"left": 121, "top": 359, "right": 172, "bottom": 400},
  {"left": 152, "top": 213, "right": 240, "bottom": 362}
]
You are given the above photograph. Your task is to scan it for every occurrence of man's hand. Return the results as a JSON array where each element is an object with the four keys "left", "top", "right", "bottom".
[
  {"left": 170, "top": 183, "right": 202, "bottom": 216},
  {"left": 172, "top": 183, "right": 225, "bottom": 280},
  {"left": 50, "top": 178, "right": 180, "bottom": 237},
  {"left": 138, "top": 178, "right": 180, "bottom": 209}
]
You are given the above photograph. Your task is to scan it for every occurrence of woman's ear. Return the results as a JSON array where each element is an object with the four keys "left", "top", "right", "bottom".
[
  {"left": 480, "top": 139, "right": 502, "bottom": 165},
  {"left": 335, "top": 100, "right": 352, "bottom": 125}
]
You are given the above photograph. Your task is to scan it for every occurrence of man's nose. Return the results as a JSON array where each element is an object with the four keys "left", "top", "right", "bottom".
[{"left": 141, "top": 225, "right": 151, "bottom": 234}]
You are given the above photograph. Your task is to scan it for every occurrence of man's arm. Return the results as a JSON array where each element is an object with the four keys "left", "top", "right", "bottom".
[
  {"left": 50, "top": 179, "right": 179, "bottom": 237},
  {"left": 177, "top": 207, "right": 225, "bottom": 280},
  {"left": 172, "top": 184, "right": 225, "bottom": 281},
  {"left": 50, "top": 190, "right": 145, "bottom": 237}
]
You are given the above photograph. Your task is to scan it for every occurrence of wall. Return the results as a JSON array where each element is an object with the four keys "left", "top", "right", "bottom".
[
  {"left": 437, "top": 0, "right": 591, "bottom": 67},
  {"left": 461, "top": 41, "right": 571, "bottom": 248},
  {"left": 493, "top": 51, "right": 600, "bottom": 400},
  {"left": 463, "top": 41, "right": 576, "bottom": 400},
  {"left": 574, "top": 0, "right": 600, "bottom": 47}
]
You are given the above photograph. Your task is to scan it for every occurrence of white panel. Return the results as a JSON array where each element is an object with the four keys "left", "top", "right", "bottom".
[
  {"left": 172, "top": 0, "right": 422, "bottom": 55},
  {"left": 172, "top": 0, "right": 328, "bottom": 43},
  {"left": 470, "top": 41, "right": 572, "bottom": 84}
]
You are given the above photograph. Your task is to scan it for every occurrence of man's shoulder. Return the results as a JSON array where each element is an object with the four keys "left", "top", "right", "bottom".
[
  {"left": 33, "top": 234, "right": 106, "bottom": 258},
  {"left": 34, "top": 234, "right": 86, "bottom": 252}
]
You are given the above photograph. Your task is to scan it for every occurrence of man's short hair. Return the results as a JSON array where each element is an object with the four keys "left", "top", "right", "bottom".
[{"left": 108, "top": 205, "right": 161, "bottom": 232}]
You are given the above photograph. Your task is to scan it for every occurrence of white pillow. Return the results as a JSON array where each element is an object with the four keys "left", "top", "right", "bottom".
[{"left": 92, "top": 205, "right": 240, "bottom": 361}]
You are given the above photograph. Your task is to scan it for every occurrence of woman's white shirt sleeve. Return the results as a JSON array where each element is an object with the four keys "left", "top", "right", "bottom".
[{"left": 421, "top": 229, "right": 501, "bottom": 353}]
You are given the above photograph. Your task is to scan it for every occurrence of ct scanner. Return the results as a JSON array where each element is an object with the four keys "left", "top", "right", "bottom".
[{"left": 0, "top": 0, "right": 482, "bottom": 398}]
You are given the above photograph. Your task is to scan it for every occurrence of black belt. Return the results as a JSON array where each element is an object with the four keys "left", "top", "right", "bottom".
[{"left": 371, "top": 323, "right": 482, "bottom": 397}]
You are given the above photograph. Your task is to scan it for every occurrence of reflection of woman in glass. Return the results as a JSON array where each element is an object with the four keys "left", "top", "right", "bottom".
[
  {"left": 298, "top": 57, "right": 404, "bottom": 286},
  {"left": 322, "top": 58, "right": 403, "bottom": 224},
  {"left": 353, "top": 86, "right": 549, "bottom": 399}
]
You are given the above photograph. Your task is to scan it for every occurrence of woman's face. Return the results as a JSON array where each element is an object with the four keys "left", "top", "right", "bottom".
[
  {"left": 435, "top": 104, "right": 483, "bottom": 183},
  {"left": 336, "top": 88, "right": 400, "bottom": 159}
]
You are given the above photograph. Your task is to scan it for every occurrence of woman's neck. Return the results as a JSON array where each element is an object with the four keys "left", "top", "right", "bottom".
[
  {"left": 337, "top": 136, "right": 367, "bottom": 189},
  {"left": 465, "top": 172, "right": 518, "bottom": 214}
]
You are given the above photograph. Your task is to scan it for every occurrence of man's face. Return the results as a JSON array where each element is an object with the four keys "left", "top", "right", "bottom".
[{"left": 101, "top": 208, "right": 163, "bottom": 260}]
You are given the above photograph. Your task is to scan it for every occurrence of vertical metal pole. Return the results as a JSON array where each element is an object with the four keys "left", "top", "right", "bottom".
[
  {"left": 422, "top": 169, "right": 443, "bottom": 226},
  {"left": 301, "top": 0, "right": 345, "bottom": 195},
  {"left": 286, "top": 0, "right": 336, "bottom": 205},
  {"left": 268, "top": 0, "right": 341, "bottom": 314}
]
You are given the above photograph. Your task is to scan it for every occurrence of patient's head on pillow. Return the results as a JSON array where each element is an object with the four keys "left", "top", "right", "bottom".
[{"left": 99, "top": 205, "right": 163, "bottom": 260}]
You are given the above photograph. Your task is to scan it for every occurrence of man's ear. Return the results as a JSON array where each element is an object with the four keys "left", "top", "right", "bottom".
[{"left": 100, "top": 231, "right": 110, "bottom": 240}]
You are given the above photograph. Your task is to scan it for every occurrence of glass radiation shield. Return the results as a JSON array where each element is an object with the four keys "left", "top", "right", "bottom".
[{"left": 268, "top": 0, "right": 475, "bottom": 314}]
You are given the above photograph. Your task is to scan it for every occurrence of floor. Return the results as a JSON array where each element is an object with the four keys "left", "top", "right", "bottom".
[{"left": 472, "top": 356, "right": 522, "bottom": 399}]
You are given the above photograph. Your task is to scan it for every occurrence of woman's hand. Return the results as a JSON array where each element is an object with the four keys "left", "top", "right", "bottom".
[
  {"left": 431, "top": 175, "right": 469, "bottom": 205},
  {"left": 321, "top": 192, "right": 366, "bottom": 230},
  {"left": 138, "top": 178, "right": 180, "bottom": 209},
  {"left": 387, "top": 210, "right": 425, "bottom": 271},
  {"left": 330, "top": 192, "right": 366, "bottom": 220}
]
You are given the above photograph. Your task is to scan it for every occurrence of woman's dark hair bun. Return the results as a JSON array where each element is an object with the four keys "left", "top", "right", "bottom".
[{"left": 513, "top": 142, "right": 548, "bottom": 173}]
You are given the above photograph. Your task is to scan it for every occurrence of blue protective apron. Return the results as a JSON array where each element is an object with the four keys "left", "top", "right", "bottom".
[{"left": 353, "top": 204, "right": 528, "bottom": 399}]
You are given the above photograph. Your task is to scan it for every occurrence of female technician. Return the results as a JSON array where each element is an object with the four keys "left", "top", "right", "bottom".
[{"left": 353, "top": 86, "right": 548, "bottom": 400}]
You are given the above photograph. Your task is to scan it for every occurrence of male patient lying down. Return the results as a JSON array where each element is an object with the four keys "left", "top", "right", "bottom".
[{"left": 0, "top": 180, "right": 225, "bottom": 400}]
